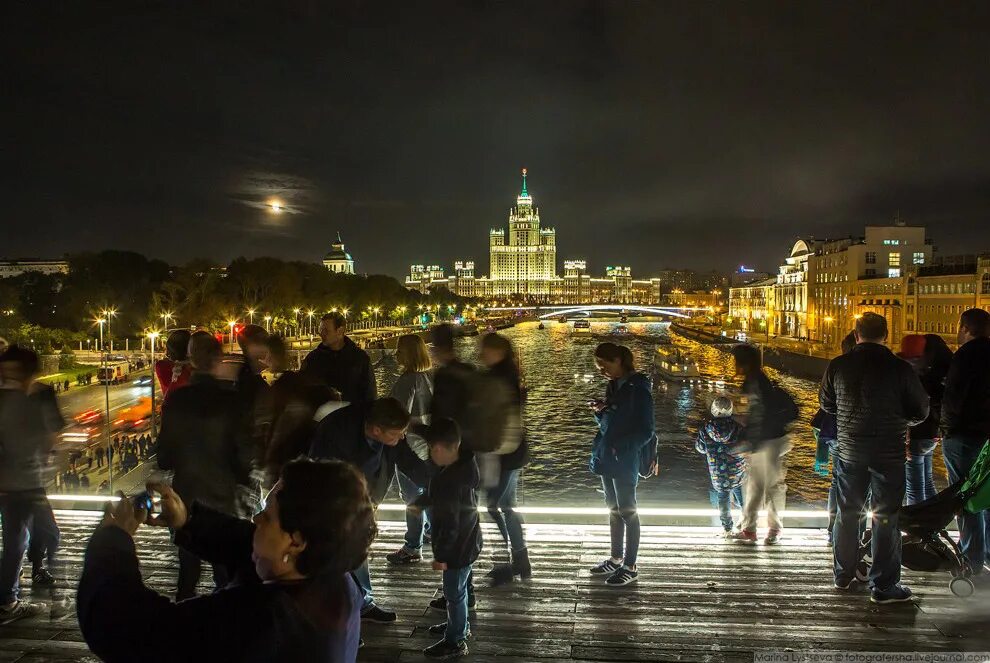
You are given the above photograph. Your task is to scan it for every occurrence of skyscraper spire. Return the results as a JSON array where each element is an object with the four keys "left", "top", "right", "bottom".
[{"left": 520, "top": 167, "right": 528, "bottom": 197}]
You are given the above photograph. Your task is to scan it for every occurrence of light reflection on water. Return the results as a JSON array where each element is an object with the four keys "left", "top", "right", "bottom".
[{"left": 375, "top": 320, "right": 830, "bottom": 507}]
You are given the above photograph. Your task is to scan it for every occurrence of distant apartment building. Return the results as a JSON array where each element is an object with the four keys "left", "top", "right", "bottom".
[{"left": 0, "top": 259, "right": 70, "bottom": 279}]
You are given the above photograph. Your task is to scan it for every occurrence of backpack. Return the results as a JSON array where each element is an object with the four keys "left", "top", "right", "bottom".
[{"left": 764, "top": 383, "right": 799, "bottom": 437}]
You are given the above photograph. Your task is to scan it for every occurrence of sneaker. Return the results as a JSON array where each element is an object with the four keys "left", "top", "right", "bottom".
[
  {"left": 361, "top": 603, "right": 397, "bottom": 623},
  {"left": 0, "top": 600, "right": 47, "bottom": 625},
  {"left": 428, "top": 622, "right": 472, "bottom": 638},
  {"left": 385, "top": 548, "right": 422, "bottom": 565},
  {"left": 721, "top": 529, "right": 735, "bottom": 539},
  {"left": 589, "top": 559, "right": 622, "bottom": 576},
  {"left": 730, "top": 529, "right": 758, "bottom": 544},
  {"left": 429, "top": 593, "right": 476, "bottom": 612},
  {"left": 49, "top": 597, "right": 74, "bottom": 619},
  {"left": 764, "top": 529, "right": 781, "bottom": 545},
  {"left": 423, "top": 638, "right": 468, "bottom": 659},
  {"left": 834, "top": 577, "right": 854, "bottom": 590},
  {"left": 32, "top": 568, "right": 57, "bottom": 588},
  {"left": 870, "top": 584, "right": 913, "bottom": 604},
  {"left": 605, "top": 566, "right": 639, "bottom": 586}
]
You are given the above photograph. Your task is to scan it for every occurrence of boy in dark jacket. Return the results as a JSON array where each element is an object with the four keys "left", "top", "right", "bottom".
[
  {"left": 695, "top": 396, "right": 746, "bottom": 535},
  {"left": 415, "top": 418, "right": 482, "bottom": 660}
]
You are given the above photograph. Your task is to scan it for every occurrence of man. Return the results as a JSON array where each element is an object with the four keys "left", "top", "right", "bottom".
[
  {"left": 0, "top": 346, "right": 58, "bottom": 623},
  {"left": 309, "top": 396, "right": 428, "bottom": 624},
  {"left": 156, "top": 331, "right": 252, "bottom": 600},
  {"left": 429, "top": 323, "right": 475, "bottom": 432},
  {"left": 820, "top": 313, "right": 929, "bottom": 603},
  {"left": 301, "top": 312, "right": 376, "bottom": 405},
  {"left": 941, "top": 307, "right": 990, "bottom": 576}
]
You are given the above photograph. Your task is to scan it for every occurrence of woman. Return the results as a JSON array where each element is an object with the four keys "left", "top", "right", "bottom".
[
  {"left": 900, "top": 334, "right": 953, "bottom": 504},
  {"left": 385, "top": 333, "right": 435, "bottom": 565},
  {"left": 78, "top": 458, "right": 373, "bottom": 662},
  {"left": 479, "top": 332, "right": 530, "bottom": 581},
  {"left": 588, "top": 342, "right": 656, "bottom": 587},
  {"left": 154, "top": 329, "right": 192, "bottom": 398}
]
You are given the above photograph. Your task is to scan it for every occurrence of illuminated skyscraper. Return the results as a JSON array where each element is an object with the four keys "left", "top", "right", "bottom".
[{"left": 488, "top": 169, "right": 557, "bottom": 298}]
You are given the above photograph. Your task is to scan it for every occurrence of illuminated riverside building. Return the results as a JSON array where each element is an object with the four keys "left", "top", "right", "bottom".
[
  {"left": 404, "top": 170, "right": 665, "bottom": 305},
  {"left": 322, "top": 232, "right": 355, "bottom": 274}
]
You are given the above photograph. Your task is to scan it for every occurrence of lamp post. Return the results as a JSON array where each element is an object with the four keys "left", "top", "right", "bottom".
[
  {"left": 228, "top": 320, "right": 237, "bottom": 353},
  {"left": 293, "top": 308, "right": 301, "bottom": 337},
  {"left": 148, "top": 331, "right": 160, "bottom": 437},
  {"left": 102, "top": 308, "right": 117, "bottom": 353},
  {"left": 160, "top": 311, "right": 175, "bottom": 329},
  {"left": 307, "top": 309, "right": 315, "bottom": 337},
  {"left": 95, "top": 317, "right": 106, "bottom": 351},
  {"left": 247, "top": 308, "right": 256, "bottom": 325},
  {"left": 264, "top": 315, "right": 271, "bottom": 333}
]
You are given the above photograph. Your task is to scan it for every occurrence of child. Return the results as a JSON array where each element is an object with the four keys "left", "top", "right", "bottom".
[
  {"left": 416, "top": 418, "right": 482, "bottom": 660},
  {"left": 695, "top": 396, "right": 746, "bottom": 536}
]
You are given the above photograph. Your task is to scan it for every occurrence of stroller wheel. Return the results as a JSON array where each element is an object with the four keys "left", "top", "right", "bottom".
[
  {"left": 855, "top": 561, "right": 869, "bottom": 583},
  {"left": 949, "top": 577, "right": 975, "bottom": 598}
]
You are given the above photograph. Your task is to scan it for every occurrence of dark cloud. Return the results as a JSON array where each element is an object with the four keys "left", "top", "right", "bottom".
[{"left": 3, "top": 0, "right": 989, "bottom": 276}]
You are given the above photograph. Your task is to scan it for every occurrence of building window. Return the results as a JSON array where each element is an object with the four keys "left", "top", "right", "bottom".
[
  {"left": 889, "top": 252, "right": 900, "bottom": 267},
  {"left": 983, "top": 273, "right": 990, "bottom": 294},
  {"left": 866, "top": 268, "right": 876, "bottom": 277},
  {"left": 913, "top": 252, "right": 925, "bottom": 265},
  {"left": 866, "top": 252, "right": 877, "bottom": 264},
  {"left": 888, "top": 268, "right": 901, "bottom": 278}
]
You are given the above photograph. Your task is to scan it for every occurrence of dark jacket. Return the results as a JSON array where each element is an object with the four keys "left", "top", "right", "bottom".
[
  {"left": 430, "top": 358, "right": 475, "bottom": 428},
  {"left": 266, "top": 371, "right": 336, "bottom": 482},
  {"left": 819, "top": 342, "right": 930, "bottom": 464},
  {"left": 77, "top": 504, "right": 361, "bottom": 663},
  {"left": 941, "top": 336, "right": 990, "bottom": 443},
  {"left": 301, "top": 337, "right": 376, "bottom": 406},
  {"left": 695, "top": 415, "right": 746, "bottom": 491},
  {"left": 156, "top": 373, "right": 252, "bottom": 513},
  {"left": 487, "top": 358, "right": 528, "bottom": 471},
  {"left": 905, "top": 355, "right": 950, "bottom": 441},
  {"left": 590, "top": 372, "right": 656, "bottom": 483},
  {"left": 415, "top": 450, "right": 483, "bottom": 569},
  {"left": 308, "top": 403, "right": 429, "bottom": 503}
]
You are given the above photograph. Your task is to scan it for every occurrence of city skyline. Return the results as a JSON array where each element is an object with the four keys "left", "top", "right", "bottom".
[{"left": 5, "top": 2, "right": 990, "bottom": 277}]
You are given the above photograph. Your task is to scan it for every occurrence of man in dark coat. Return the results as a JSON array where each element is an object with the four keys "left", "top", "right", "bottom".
[
  {"left": 301, "top": 312, "right": 376, "bottom": 406},
  {"left": 941, "top": 308, "right": 990, "bottom": 576},
  {"left": 820, "top": 312, "right": 929, "bottom": 603},
  {"left": 309, "top": 397, "right": 427, "bottom": 624},
  {"left": 156, "top": 331, "right": 252, "bottom": 600}
]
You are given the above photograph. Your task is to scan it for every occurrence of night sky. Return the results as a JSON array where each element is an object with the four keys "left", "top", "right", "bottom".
[{"left": 5, "top": 1, "right": 990, "bottom": 278}]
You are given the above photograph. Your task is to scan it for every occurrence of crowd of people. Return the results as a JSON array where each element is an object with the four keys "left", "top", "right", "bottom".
[{"left": 0, "top": 305, "right": 988, "bottom": 659}]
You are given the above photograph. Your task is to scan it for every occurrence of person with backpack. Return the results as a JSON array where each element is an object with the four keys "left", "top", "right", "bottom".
[
  {"left": 730, "top": 344, "right": 797, "bottom": 545},
  {"left": 587, "top": 342, "right": 657, "bottom": 587},
  {"left": 696, "top": 396, "right": 746, "bottom": 536},
  {"left": 821, "top": 313, "right": 929, "bottom": 603}
]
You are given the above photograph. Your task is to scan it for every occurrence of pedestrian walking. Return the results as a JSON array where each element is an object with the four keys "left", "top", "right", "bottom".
[
  {"left": 696, "top": 396, "right": 746, "bottom": 535},
  {"left": 416, "top": 419, "right": 482, "bottom": 660},
  {"left": 941, "top": 308, "right": 990, "bottom": 576},
  {"left": 301, "top": 311, "right": 376, "bottom": 406},
  {"left": 821, "top": 313, "right": 929, "bottom": 603},
  {"left": 587, "top": 342, "right": 656, "bottom": 587},
  {"left": 386, "top": 334, "right": 435, "bottom": 566},
  {"left": 730, "top": 344, "right": 797, "bottom": 545}
]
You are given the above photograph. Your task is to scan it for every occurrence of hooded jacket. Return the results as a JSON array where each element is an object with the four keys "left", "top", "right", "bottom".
[
  {"left": 590, "top": 372, "right": 655, "bottom": 483},
  {"left": 415, "top": 450, "right": 483, "bottom": 569},
  {"left": 695, "top": 415, "right": 746, "bottom": 491},
  {"left": 301, "top": 337, "right": 376, "bottom": 406}
]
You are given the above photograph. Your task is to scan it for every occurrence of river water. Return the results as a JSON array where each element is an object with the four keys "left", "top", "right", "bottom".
[{"left": 375, "top": 319, "right": 832, "bottom": 508}]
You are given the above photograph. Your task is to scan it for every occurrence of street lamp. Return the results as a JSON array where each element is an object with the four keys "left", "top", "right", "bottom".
[
  {"left": 102, "top": 308, "right": 117, "bottom": 352},
  {"left": 307, "top": 309, "right": 315, "bottom": 337},
  {"left": 160, "top": 311, "right": 175, "bottom": 329},
  {"left": 293, "top": 308, "right": 301, "bottom": 337},
  {"left": 247, "top": 308, "right": 256, "bottom": 324},
  {"left": 147, "top": 330, "right": 160, "bottom": 436},
  {"left": 264, "top": 315, "right": 271, "bottom": 333},
  {"left": 228, "top": 320, "right": 237, "bottom": 352},
  {"left": 94, "top": 316, "right": 106, "bottom": 351}
]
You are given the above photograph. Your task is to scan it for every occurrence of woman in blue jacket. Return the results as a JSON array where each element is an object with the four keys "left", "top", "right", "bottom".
[{"left": 588, "top": 342, "right": 657, "bottom": 587}]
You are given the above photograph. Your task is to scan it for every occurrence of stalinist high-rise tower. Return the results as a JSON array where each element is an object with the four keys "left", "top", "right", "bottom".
[{"left": 488, "top": 168, "right": 557, "bottom": 298}]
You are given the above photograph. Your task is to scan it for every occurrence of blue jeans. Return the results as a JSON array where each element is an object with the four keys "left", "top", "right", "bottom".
[
  {"left": 601, "top": 477, "right": 639, "bottom": 567},
  {"left": 0, "top": 491, "right": 41, "bottom": 604},
  {"left": 351, "top": 561, "right": 374, "bottom": 611},
  {"left": 905, "top": 438, "right": 937, "bottom": 505},
  {"left": 709, "top": 487, "right": 743, "bottom": 531},
  {"left": 442, "top": 565, "right": 473, "bottom": 643},
  {"left": 833, "top": 456, "right": 904, "bottom": 590},
  {"left": 397, "top": 470, "right": 429, "bottom": 553},
  {"left": 487, "top": 468, "right": 526, "bottom": 553},
  {"left": 943, "top": 436, "right": 989, "bottom": 573}
]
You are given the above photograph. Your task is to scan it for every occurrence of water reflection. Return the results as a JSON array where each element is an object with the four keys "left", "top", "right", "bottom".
[{"left": 375, "top": 320, "right": 831, "bottom": 507}]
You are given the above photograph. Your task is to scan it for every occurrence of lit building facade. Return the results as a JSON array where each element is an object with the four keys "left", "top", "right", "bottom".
[
  {"left": 487, "top": 169, "right": 556, "bottom": 298},
  {"left": 323, "top": 233, "right": 355, "bottom": 274},
  {"left": 774, "top": 239, "right": 817, "bottom": 339},
  {"left": 0, "top": 259, "right": 70, "bottom": 279},
  {"left": 728, "top": 277, "right": 776, "bottom": 333}
]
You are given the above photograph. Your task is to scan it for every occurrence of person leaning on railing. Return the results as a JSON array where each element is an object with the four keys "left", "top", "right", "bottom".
[{"left": 77, "top": 459, "right": 374, "bottom": 662}]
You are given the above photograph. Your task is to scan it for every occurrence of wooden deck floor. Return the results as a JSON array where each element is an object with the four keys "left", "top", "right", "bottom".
[{"left": 1, "top": 512, "right": 987, "bottom": 661}]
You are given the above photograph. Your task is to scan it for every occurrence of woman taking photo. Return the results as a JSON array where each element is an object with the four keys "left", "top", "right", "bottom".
[
  {"left": 386, "top": 333, "right": 435, "bottom": 565},
  {"left": 78, "top": 459, "right": 374, "bottom": 662},
  {"left": 588, "top": 342, "right": 656, "bottom": 587},
  {"left": 480, "top": 332, "right": 531, "bottom": 581}
]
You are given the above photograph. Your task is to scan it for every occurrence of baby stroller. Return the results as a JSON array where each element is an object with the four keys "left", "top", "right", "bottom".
[{"left": 857, "top": 440, "right": 990, "bottom": 597}]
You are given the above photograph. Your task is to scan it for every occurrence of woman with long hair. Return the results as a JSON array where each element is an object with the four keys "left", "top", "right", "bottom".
[
  {"left": 154, "top": 329, "right": 192, "bottom": 398},
  {"left": 479, "top": 332, "right": 531, "bottom": 582},
  {"left": 588, "top": 342, "right": 656, "bottom": 586},
  {"left": 385, "top": 333, "right": 435, "bottom": 565},
  {"left": 79, "top": 458, "right": 375, "bottom": 661}
]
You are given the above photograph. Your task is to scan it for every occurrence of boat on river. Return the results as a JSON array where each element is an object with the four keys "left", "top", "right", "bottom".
[
  {"left": 572, "top": 319, "right": 592, "bottom": 336},
  {"left": 653, "top": 343, "right": 701, "bottom": 381}
]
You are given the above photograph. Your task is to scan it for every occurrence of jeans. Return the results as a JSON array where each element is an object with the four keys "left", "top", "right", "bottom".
[
  {"left": 351, "top": 561, "right": 375, "bottom": 611},
  {"left": 27, "top": 498, "right": 60, "bottom": 571},
  {"left": 601, "top": 477, "right": 640, "bottom": 567},
  {"left": 905, "top": 438, "right": 938, "bottom": 506},
  {"left": 709, "top": 487, "right": 744, "bottom": 531},
  {"left": 176, "top": 545, "right": 230, "bottom": 601},
  {"left": 397, "top": 470, "right": 429, "bottom": 553},
  {"left": 943, "top": 436, "right": 989, "bottom": 573},
  {"left": 740, "top": 436, "right": 791, "bottom": 532},
  {"left": 0, "top": 491, "right": 45, "bottom": 604},
  {"left": 487, "top": 468, "right": 526, "bottom": 553},
  {"left": 442, "top": 565, "right": 473, "bottom": 644},
  {"left": 833, "top": 456, "right": 905, "bottom": 590}
]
